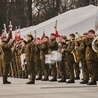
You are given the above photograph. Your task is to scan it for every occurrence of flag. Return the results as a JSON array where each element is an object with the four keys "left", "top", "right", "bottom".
[
  {"left": 41, "top": 32, "right": 45, "bottom": 40},
  {"left": 95, "top": 10, "right": 98, "bottom": 31},
  {"left": 14, "top": 28, "right": 20, "bottom": 40},
  {"left": 54, "top": 20, "right": 60, "bottom": 38},
  {"left": 34, "top": 30, "right": 37, "bottom": 41},
  {"left": 55, "top": 30, "right": 60, "bottom": 38}
]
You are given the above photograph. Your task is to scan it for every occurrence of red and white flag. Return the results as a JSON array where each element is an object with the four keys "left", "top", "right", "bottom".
[{"left": 14, "top": 27, "right": 21, "bottom": 40}]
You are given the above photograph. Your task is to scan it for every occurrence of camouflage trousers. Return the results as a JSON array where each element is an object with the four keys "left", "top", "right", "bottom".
[
  {"left": 40, "top": 59, "right": 49, "bottom": 77},
  {"left": 65, "top": 61, "right": 74, "bottom": 80},
  {"left": 0, "top": 58, "right": 3, "bottom": 76},
  {"left": 35, "top": 58, "right": 42, "bottom": 77},
  {"left": 74, "top": 62, "right": 80, "bottom": 77},
  {"left": 2, "top": 61, "right": 10, "bottom": 82},
  {"left": 59, "top": 59, "right": 66, "bottom": 80},
  {"left": 81, "top": 60, "right": 89, "bottom": 80},
  {"left": 27, "top": 61, "right": 35, "bottom": 82},
  {"left": 87, "top": 60, "right": 97, "bottom": 81},
  {"left": 16, "top": 58, "right": 22, "bottom": 77},
  {"left": 50, "top": 63, "right": 57, "bottom": 78}
]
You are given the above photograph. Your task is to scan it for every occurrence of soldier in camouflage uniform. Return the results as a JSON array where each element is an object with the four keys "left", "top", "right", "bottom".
[
  {"left": 94, "top": 37, "right": 98, "bottom": 81},
  {"left": 0, "top": 43, "right": 3, "bottom": 76},
  {"left": 34, "top": 39, "right": 42, "bottom": 80},
  {"left": 85, "top": 30, "right": 97, "bottom": 85},
  {"left": 49, "top": 33, "right": 58, "bottom": 82},
  {"left": 11, "top": 41, "right": 18, "bottom": 78},
  {"left": 26, "top": 34, "right": 35, "bottom": 84},
  {"left": 77, "top": 33, "right": 89, "bottom": 84},
  {"left": 58, "top": 36, "right": 67, "bottom": 82},
  {"left": 39, "top": 37, "right": 49, "bottom": 81},
  {"left": 20, "top": 40, "right": 28, "bottom": 79},
  {"left": 65, "top": 33, "right": 75, "bottom": 83},
  {"left": 1, "top": 31, "right": 12, "bottom": 84},
  {"left": 15, "top": 41, "right": 22, "bottom": 78},
  {"left": 74, "top": 40, "right": 80, "bottom": 80}
]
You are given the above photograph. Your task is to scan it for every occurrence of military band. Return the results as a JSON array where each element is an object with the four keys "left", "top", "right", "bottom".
[{"left": 0, "top": 29, "right": 98, "bottom": 85}]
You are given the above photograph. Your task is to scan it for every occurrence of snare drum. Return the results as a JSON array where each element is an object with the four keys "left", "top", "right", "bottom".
[
  {"left": 51, "top": 51, "right": 62, "bottom": 62},
  {"left": 45, "top": 54, "right": 55, "bottom": 64}
]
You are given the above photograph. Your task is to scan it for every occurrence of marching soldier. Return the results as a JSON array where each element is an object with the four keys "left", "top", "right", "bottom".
[
  {"left": 39, "top": 37, "right": 49, "bottom": 81},
  {"left": 49, "top": 33, "right": 58, "bottom": 82},
  {"left": 25, "top": 34, "right": 35, "bottom": 84},
  {"left": 34, "top": 39, "right": 42, "bottom": 80},
  {"left": 77, "top": 33, "right": 89, "bottom": 84},
  {"left": 11, "top": 41, "right": 18, "bottom": 78},
  {"left": 15, "top": 40, "right": 22, "bottom": 78},
  {"left": 1, "top": 31, "right": 12, "bottom": 84},
  {"left": 58, "top": 36, "right": 67, "bottom": 82},
  {"left": 85, "top": 30, "right": 97, "bottom": 85},
  {"left": 20, "top": 40, "right": 28, "bottom": 79},
  {"left": 65, "top": 33, "right": 75, "bottom": 83},
  {"left": 0, "top": 42, "right": 3, "bottom": 76},
  {"left": 74, "top": 40, "right": 80, "bottom": 80}
]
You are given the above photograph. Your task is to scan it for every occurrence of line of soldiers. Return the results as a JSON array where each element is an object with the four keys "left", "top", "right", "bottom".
[{"left": 0, "top": 29, "right": 98, "bottom": 85}]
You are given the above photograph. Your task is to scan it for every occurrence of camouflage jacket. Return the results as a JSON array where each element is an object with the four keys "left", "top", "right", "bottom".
[
  {"left": 65, "top": 41, "right": 75, "bottom": 62},
  {"left": 39, "top": 42, "right": 48, "bottom": 60},
  {"left": 25, "top": 40, "right": 35, "bottom": 62},
  {"left": 1, "top": 32, "right": 12, "bottom": 62},
  {"left": 85, "top": 38, "right": 97, "bottom": 61},
  {"left": 49, "top": 39, "right": 58, "bottom": 52},
  {"left": 77, "top": 41, "right": 86, "bottom": 61}
]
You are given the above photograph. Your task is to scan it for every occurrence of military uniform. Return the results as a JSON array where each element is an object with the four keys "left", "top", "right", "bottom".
[
  {"left": 25, "top": 40, "right": 35, "bottom": 84},
  {"left": 40, "top": 42, "right": 49, "bottom": 81},
  {"left": 0, "top": 45, "right": 3, "bottom": 76},
  {"left": 58, "top": 42, "right": 67, "bottom": 82},
  {"left": 74, "top": 41, "right": 80, "bottom": 79},
  {"left": 15, "top": 45, "right": 22, "bottom": 78},
  {"left": 49, "top": 39, "right": 58, "bottom": 81},
  {"left": 11, "top": 46, "right": 18, "bottom": 77},
  {"left": 34, "top": 44, "right": 42, "bottom": 80},
  {"left": 85, "top": 38, "right": 97, "bottom": 85},
  {"left": 77, "top": 41, "right": 89, "bottom": 84},
  {"left": 20, "top": 45, "right": 28, "bottom": 78},
  {"left": 94, "top": 40, "right": 98, "bottom": 80},
  {"left": 1, "top": 31, "right": 12, "bottom": 84},
  {"left": 65, "top": 40, "right": 75, "bottom": 83}
]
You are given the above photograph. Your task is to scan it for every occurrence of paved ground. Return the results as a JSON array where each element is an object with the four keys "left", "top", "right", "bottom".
[{"left": 0, "top": 76, "right": 98, "bottom": 98}]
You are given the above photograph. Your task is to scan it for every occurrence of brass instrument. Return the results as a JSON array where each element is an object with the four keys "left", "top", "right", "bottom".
[
  {"left": 71, "top": 49, "right": 79, "bottom": 63},
  {"left": 92, "top": 36, "right": 98, "bottom": 53},
  {"left": 71, "top": 35, "right": 79, "bottom": 63}
]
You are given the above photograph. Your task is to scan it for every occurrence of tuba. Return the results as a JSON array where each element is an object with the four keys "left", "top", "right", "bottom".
[{"left": 92, "top": 36, "right": 98, "bottom": 53}]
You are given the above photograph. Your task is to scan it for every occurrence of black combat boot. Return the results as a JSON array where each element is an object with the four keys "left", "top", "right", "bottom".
[
  {"left": 58, "top": 79, "right": 66, "bottom": 83},
  {"left": 87, "top": 81, "right": 97, "bottom": 85},
  {"left": 3, "top": 81, "right": 11, "bottom": 84},
  {"left": 66, "top": 79, "right": 75, "bottom": 83},
  {"left": 26, "top": 81, "right": 35, "bottom": 84},
  {"left": 36, "top": 76, "right": 42, "bottom": 80},
  {"left": 3, "top": 76, "right": 11, "bottom": 84},
  {"left": 80, "top": 80, "right": 88, "bottom": 84},
  {"left": 23, "top": 76, "right": 28, "bottom": 79},
  {"left": 74, "top": 75, "right": 80, "bottom": 80},
  {"left": 41, "top": 76, "right": 49, "bottom": 81},
  {"left": 49, "top": 77, "right": 57, "bottom": 82}
]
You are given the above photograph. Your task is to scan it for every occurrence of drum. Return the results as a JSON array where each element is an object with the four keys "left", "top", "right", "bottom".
[
  {"left": 45, "top": 54, "right": 55, "bottom": 64},
  {"left": 51, "top": 51, "right": 62, "bottom": 62},
  {"left": 20, "top": 53, "right": 26, "bottom": 71}
]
